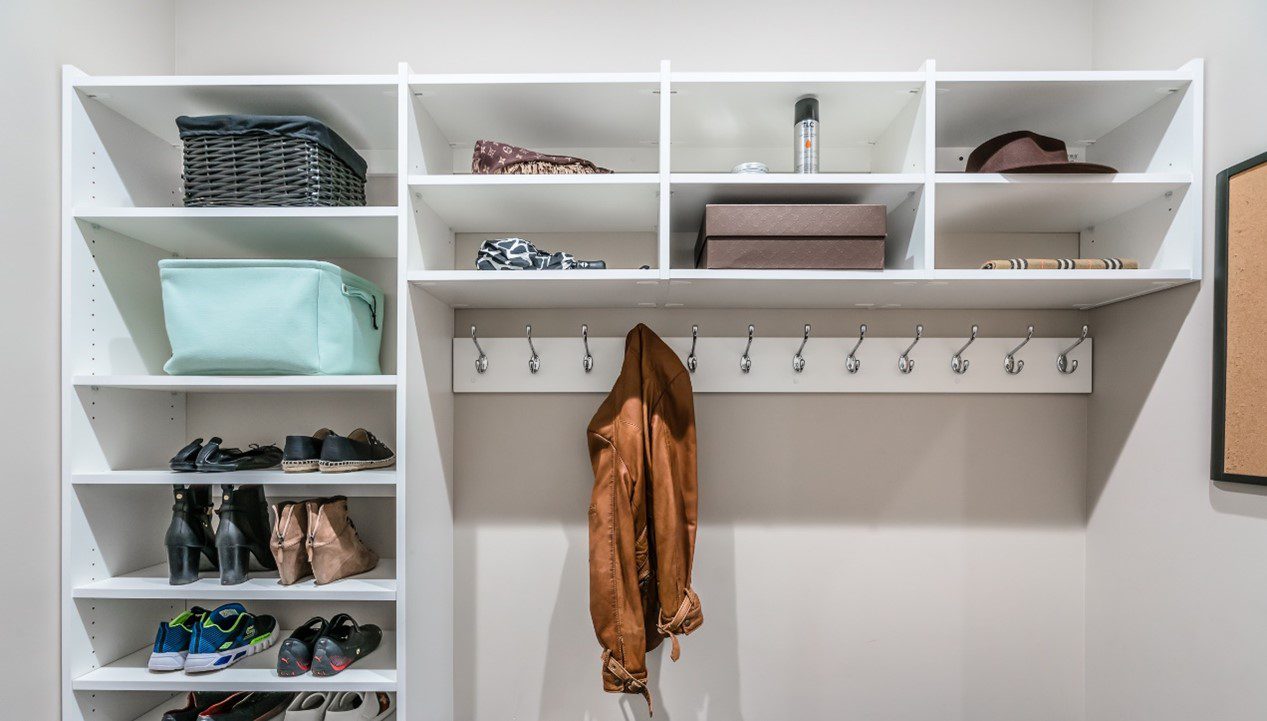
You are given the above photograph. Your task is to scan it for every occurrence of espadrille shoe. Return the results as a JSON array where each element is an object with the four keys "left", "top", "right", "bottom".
[{"left": 317, "top": 429, "right": 394, "bottom": 473}]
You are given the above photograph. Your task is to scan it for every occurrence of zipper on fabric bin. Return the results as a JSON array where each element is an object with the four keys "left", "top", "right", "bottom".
[{"left": 341, "top": 283, "right": 379, "bottom": 330}]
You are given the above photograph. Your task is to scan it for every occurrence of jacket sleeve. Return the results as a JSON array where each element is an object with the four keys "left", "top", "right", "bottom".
[
  {"left": 587, "top": 426, "right": 653, "bottom": 709},
  {"left": 647, "top": 369, "right": 704, "bottom": 662}
]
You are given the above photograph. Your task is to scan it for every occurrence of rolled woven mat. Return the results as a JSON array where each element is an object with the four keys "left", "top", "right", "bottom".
[{"left": 980, "top": 258, "right": 1140, "bottom": 270}]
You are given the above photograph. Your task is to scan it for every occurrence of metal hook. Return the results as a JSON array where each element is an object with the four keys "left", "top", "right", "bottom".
[
  {"left": 740, "top": 324, "right": 755, "bottom": 374},
  {"left": 792, "top": 324, "right": 811, "bottom": 373},
  {"left": 581, "top": 324, "right": 594, "bottom": 373},
  {"left": 1057, "top": 325, "right": 1088, "bottom": 375},
  {"left": 687, "top": 325, "right": 699, "bottom": 373},
  {"left": 898, "top": 324, "right": 923, "bottom": 374},
  {"left": 1004, "top": 325, "right": 1034, "bottom": 375},
  {"left": 846, "top": 324, "right": 866, "bottom": 374},
  {"left": 950, "top": 324, "right": 978, "bottom": 375},
  {"left": 471, "top": 325, "right": 488, "bottom": 374},
  {"left": 526, "top": 324, "right": 540, "bottom": 374}
]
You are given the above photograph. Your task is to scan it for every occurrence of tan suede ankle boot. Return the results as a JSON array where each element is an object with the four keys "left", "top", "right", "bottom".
[
  {"left": 309, "top": 496, "right": 378, "bottom": 585},
  {"left": 270, "top": 500, "right": 314, "bottom": 585}
]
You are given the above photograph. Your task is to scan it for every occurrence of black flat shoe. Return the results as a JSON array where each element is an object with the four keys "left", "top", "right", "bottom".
[
  {"left": 170, "top": 438, "right": 204, "bottom": 472},
  {"left": 311, "top": 613, "right": 381, "bottom": 676},
  {"left": 282, "top": 428, "right": 333, "bottom": 473},
  {"left": 196, "top": 438, "right": 283, "bottom": 473},
  {"left": 276, "top": 616, "right": 328, "bottom": 676},
  {"left": 318, "top": 429, "right": 395, "bottom": 473}
]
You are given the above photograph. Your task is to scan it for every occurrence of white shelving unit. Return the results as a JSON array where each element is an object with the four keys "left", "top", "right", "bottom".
[
  {"left": 61, "top": 67, "right": 410, "bottom": 721},
  {"left": 62, "top": 59, "right": 1202, "bottom": 721}
]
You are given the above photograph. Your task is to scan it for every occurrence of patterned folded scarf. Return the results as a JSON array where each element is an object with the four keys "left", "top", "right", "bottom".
[
  {"left": 476, "top": 238, "right": 607, "bottom": 270},
  {"left": 472, "top": 140, "right": 613, "bottom": 175},
  {"left": 980, "top": 258, "right": 1139, "bottom": 270}
]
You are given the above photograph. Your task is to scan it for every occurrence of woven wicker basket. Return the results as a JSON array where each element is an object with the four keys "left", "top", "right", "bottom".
[{"left": 181, "top": 133, "right": 366, "bottom": 207}]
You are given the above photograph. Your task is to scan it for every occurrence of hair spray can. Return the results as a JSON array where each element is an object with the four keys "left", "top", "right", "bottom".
[{"left": 794, "top": 95, "right": 819, "bottom": 173}]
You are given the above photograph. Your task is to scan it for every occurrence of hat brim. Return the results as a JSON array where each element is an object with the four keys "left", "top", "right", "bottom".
[{"left": 989, "top": 162, "right": 1118, "bottom": 173}]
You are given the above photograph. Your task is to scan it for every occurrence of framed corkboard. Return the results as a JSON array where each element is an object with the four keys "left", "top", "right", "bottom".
[{"left": 1213, "top": 151, "right": 1267, "bottom": 484}]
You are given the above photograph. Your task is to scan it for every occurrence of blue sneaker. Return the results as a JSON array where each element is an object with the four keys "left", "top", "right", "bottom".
[
  {"left": 148, "top": 606, "right": 210, "bottom": 671},
  {"left": 183, "top": 603, "right": 277, "bottom": 673}
]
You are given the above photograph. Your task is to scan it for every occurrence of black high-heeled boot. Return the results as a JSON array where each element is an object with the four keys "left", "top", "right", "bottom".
[
  {"left": 164, "top": 485, "right": 218, "bottom": 585},
  {"left": 215, "top": 484, "right": 278, "bottom": 585}
]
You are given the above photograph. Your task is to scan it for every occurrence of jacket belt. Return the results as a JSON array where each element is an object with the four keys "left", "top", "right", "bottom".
[
  {"left": 656, "top": 587, "right": 700, "bottom": 662},
  {"left": 602, "top": 649, "right": 653, "bottom": 714}
]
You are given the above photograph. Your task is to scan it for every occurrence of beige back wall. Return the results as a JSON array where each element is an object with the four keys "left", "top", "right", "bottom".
[
  {"left": 1087, "top": 1, "right": 1267, "bottom": 719},
  {"left": 0, "top": 0, "right": 174, "bottom": 715}
]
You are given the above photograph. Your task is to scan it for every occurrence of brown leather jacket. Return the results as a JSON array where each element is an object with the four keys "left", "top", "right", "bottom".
[{"left": 587, "top": 324, "right": 703, "bottom": 712}]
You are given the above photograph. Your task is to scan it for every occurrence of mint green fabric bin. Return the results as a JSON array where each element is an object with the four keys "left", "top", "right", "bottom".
[{"left": 159, "top": 259, "right": 383, "bottom": 375}]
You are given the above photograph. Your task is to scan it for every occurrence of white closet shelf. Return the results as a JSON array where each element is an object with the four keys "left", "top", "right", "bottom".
[
  {"left": 71, "top": 375, "right": 398, "bottom": 392},
  {"left": 408, "top": 269, "right": 1192, "bottom": 309},
  {"left": 666, "top": 269, "right": 1194, "bottom": 309},
  {"left": 71, "top": 469, "right": 397, "bottom": 497},
  {"left": 72, "top": 559, "right": 396, "bottom": 601},
  {"left": 934, "top": 68, "right": 1196, "bottom": 148},
  {"left": 75, "top": 207, "right": 400, "bottom": 259},
  {"left": 409, "top": 174, "right": 660, "bottom": 232},
  {"left": 71, "top": 630, "right": 397, "bottom": 691},
  {"left": 409, "top": 270, "right": 663, "bottom": 308},
  {"left": 409, "top": 73, "right": 660, "bottom": 152},
  {"left": 668, "top": 173, "right": 923, "bottom": 232},
  {"left": 934, "top": 173, "right": 1192, "bottom": 232},
  {"left": 71, "top": 73, "right": 399, "bottom": 157}
]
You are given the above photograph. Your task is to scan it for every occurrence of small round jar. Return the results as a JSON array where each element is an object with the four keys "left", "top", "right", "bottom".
[{"left": 732, "top": 161, "right": 769, "bottom": 174}]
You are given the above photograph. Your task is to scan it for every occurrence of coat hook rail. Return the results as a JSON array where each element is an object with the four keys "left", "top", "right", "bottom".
[
  {"left": 1005, "top": 325, "right": 1035, "bottom": 375},
  {"left": 950, "top": 324, "right": 978, "bottom": 375},
  {"left": 451, "top": 328, "right": 1091, "bottom": 394}
]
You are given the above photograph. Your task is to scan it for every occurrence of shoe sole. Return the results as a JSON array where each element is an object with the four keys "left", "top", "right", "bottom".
[
  {"left": 184, "top": 633, "right": 275, "bottom": 673},
  {"left": 147, "top": 651, "right": 187, "bottom": 671},
  {"left": 318, "top": 456, "right": 396, "bottom": 474},
  {"left": 282, "top": 460, "right": 319, "bottom": 473}
]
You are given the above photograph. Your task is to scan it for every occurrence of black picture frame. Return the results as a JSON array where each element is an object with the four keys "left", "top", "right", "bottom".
[{"left": 1212, "top": 150, "right": 1267, "bottom": 484}]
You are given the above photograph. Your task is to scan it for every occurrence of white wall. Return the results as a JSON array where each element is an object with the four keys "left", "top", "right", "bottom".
[
  {"left": 1086, "top": 2, "right": 1267, "bottom": 719},
  {"left": 173, "top": 0, "right": 1092, "bottom": 74},
  {"left": 0, "top": 0, "right": 173, "bottom": 716}
]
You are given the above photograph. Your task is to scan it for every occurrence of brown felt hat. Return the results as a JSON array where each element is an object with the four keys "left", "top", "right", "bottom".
[{"left": 965, "top": 130, "right": 1117, "bottom": 173}]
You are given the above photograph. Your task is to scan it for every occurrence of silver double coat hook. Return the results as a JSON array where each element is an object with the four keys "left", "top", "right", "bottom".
[
  {"left": 1005, "top": 325, "right": 1034, "bottom": 375},
  {"left": 845, "top": 324, "right": 866, "bottom": 373},
  {"left": 740, "top": 324, "right": 755, "bottom": 373},
  {"left": 581, "top": 324, "right": 593, "bottom": 373},
  {"left": 792, "top": 324, "right": 811, "bottom": 373},
  {"left": 950, "top": 324, "right": 978, "bottom": 375},
  {"left": 1057, "top": 325, "right": 1088, "bottom": 375},
  {"left": 898, "top": 324, "right": 922, "bottom": 374},
  {"left": 471, "top": 325, "right": 488, "bottom": 374},
  {"left": 687, "top": 325, "right": 699, "bottom": 373},
  {"left": 525, "top": 324, "right": 540, "bottom": 374}
]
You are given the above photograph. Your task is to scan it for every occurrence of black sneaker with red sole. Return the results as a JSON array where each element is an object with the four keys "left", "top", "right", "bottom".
[
  {"left": 310, "top": 613, "right": 382, "bottom": 676},
  {"left": 275, "top": 616, "right": 328, "bottom": 677}
]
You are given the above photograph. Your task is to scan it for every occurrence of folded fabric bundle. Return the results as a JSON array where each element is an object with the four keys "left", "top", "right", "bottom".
[
  {"left": 476, "top": 238, "right": 607, "bottom": 270},
  {"left": 472, "top": 140, "right": 612, "bottom": 175},
  {"left": 980, "top": 258, "right": 1139, "bottom": 270}
]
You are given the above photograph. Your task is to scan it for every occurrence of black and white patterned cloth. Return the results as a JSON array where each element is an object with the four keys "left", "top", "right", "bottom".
[{"left": 476, "top": 238, "right": 607, "bottom": 270}]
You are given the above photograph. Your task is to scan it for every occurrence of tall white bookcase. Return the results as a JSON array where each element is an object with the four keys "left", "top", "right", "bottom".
[{"left": 61, "top": 59, "right": 1202, "bottom": 721}]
